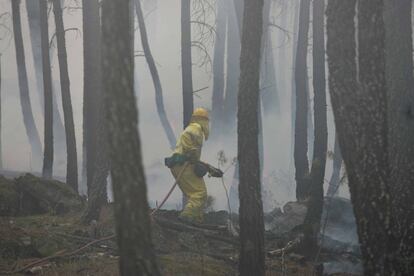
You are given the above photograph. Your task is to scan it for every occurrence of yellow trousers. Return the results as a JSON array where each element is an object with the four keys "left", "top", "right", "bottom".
[{"left": 171, "top": 163, "right": 207, "bottom": 222}]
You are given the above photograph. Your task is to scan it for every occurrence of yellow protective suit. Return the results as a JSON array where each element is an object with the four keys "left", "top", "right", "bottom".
[{"left": 171, "top": 118, "right": 209, "bottom": 222}]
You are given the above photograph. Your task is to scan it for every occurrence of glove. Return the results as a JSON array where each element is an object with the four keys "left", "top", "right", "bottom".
[{"left": 208, "top": 166, "right": 224, "bottom": 178}]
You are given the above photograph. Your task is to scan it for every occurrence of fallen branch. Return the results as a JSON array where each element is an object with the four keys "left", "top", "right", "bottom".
[{"left": 267, "top": 235, "right": 303, "bottom": 257}]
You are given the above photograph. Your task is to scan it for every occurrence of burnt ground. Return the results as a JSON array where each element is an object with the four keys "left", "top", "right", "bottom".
[{"left": 0, "top": 202, "right": 362, "bottom": 276}]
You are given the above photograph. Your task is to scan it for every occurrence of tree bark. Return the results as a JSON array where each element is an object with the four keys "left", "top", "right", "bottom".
[
  {"left": 135, "top": 0, "right": 176, "bottom": 149},
  {"left": 302, "top": 0, "right": 327, "bottom": 256},
  {"left": 294, "top": 0, "right": 311, "bottom": 201},
  {"left": 101, "top": 0, "right": 160, "bottom": 274},
  {"left": 326, "top": 134, "right": 342, "bottom": 198},
  {"left": 238, "top": 0, "right": 265, "bottom": 275},
  {"left": 0, "top": 55, "right": 2, "bottom": 169},
  {"left": 11, "top": 0, "right": 43, "bottom": 168},
  {"left": 327, "top": 0, "right": 402, "bottom": 274},
  {"left": 210, "top": 0, "right": 227, "bottom": 137},
  {"left": 40, "top": 0, "right": 53, "bottom": 179},
  {"left": 384, "top": 0, "right": 414, "bottom": 271},
  {"left": 181, "top": 0, "right": 193, "bottom": 128},
  {"left": 52, "top": 0, "right": 78, "bottom": 192},
  {"left": 82, "top": 0, "right": 102, "bottom": 197}
]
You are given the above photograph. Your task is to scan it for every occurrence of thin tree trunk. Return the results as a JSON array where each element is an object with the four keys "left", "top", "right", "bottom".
[
  {"left": 52, "top": 0, "right": 78, "bottom": 192},
  {"left": 11, "top": 0, "right": 43, "bottom": 168},
  {"left": 233, "top": 0, "right": 243, "bottom": 38},
  {"left": 294, "top": 0, "right": 311, "bottom": 201},
  {"left": 384, "top": 0, "right": 414, "bottom": 270},
  {"left": 83, "top": 0, "right": 102, "bottom": 197},
  {"left": 40, "top": 0, "right": 53, "bottom": 179},
  {"left": 302, "top": 0, "right": 327, "bottom": 256},
  {"left": 260, "top": 0, "right": 279, "bottom": 116},
  {"left": 223, "top": 0, "right": 240, "bottom": 134},
  {"left": 326, "top": 134, "right": 341, "bottom": 197},
  {"left": 135, "top": 0, "right": 176, "bottom": 149},
  {"left": 181, "top": 0, "right": 193, "bottom": 128},
  {"left": 238, "top": 0, "right": 265, "bottom": 274},
  {"left": 25, "top": 0, "right": 43, "bottom": 109},
  {"left": 101, "top": 0, "right": 160, "bottom": 273},
  {"left": 211, "top": 0, "right": 227, "bottom": 137}
]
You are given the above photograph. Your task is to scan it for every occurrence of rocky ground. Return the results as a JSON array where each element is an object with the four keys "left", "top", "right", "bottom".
[{"left": 0, "top": 174, "right": 362, "bottom": 275}]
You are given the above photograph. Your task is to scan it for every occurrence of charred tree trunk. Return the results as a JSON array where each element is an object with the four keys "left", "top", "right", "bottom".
[
  {"left": 223, "top": 0, "right": 240, "bottom": 134},
  {"left": 11, "top": 0, "right": 43, "bottom": 168},
  {"left": 384, "top": 0, "right": 414, "bottom": 271},
  {"left": 0, "top": 55, "right": 2, "bottom": 169},
  {"left": 40, "top": 0, "right": 53, "bottom": 179},
  {"left": 82, "top": 102, "right": 109, "bottom": 223},
  {"left": 135, "top": 0, "right": 176, "bottom": 149},
  {"left": 327, "top": 0, "right": 406, "bottom": 274},
  {"left": 83, "top": 0, "right": 102, "bottom": 197},
  {"left": 302, "top": 0, "right": 327, "bottom": 256},
  {"left": 294, "top": 0, "right": 311, "bottom": 201},
  {"left": 237, "top": 0, "right": 265, "bottom": 275},
  {"left": 326, "top": 135, "right": 342, "bottom": 197},
  {"left": 101, "top": 0, "right": 160, "bottom": 273},
  {"left": 181, "top": 0, "right": 193, "bottom": 128},
  {"left": 52, "top": 0, "right": 78, "bottom": 192},
  {"left": 211, "top": 0, "right": 227, "bottom": 137}
]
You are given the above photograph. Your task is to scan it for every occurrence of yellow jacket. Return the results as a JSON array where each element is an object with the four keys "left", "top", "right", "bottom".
[{"left": 173, "top": 122, "right": 204, "bottom": 161}]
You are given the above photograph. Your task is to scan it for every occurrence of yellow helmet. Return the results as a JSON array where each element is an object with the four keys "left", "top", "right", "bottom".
[{"left": 192, "top": 108, "right": 209, "bottom": 120}]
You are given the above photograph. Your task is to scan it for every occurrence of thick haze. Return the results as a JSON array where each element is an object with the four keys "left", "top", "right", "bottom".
[{"left": 0, "top": 0, "right": 348, "bottom": 212}]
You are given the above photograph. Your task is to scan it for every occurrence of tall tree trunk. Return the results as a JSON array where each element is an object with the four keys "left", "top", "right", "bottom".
[
  {"left": 101, "top": 0, "right": 160, "bottom": 273},
  {"left": 11, "top": 0, "right": 43, "bottom": 169},
  {"left": 82, "top": 101, "right": 109, "bottom": 223},
  {"left": 52, "top": 0, "right": 78, "bottom": 192},
  {"left": 83, "top": 0, "right": 102, "bottom": 197},
  {"left": 294, "top": 0, "right": 311, "bottom": 201},
  {"left": 181, "top": 0, "right": 193, "bottom": 128},
  {"left": 238, "top": 0, "right": 265, "bottom": 274},
  {"left": 135, "top": 0, "right": 176, "bottom": 149},
  {"left": 384, "top": 0, "right": 414, "bottom": 270},
  {"left": 260, "top": 0, "right": 279, "bottom": 116},
  {"left": 326, "top": 134, "right": 342, "bottom": 197},
  {"left": 327, "top": 0, "right": 401, "bottom": 274},
  {"left": 40, "top": 0, "right": 53, "bottom": 179},
  {"left": 233, "top": 0, "right": 243, "bottom": 38},
  {"left": 302, "top": 0, "right": 327, "bottom": 257},
  {"left": 223, "top": 0, "right": 240, "bottom": 134},
  {"left": 0, "top": 55, "right": 2, "bottom": 169},
  {"left": 210, "top": 0, "right": 227, "bottom": 137},
  {"left": 25, "top": 0, "right": 43, "bottom": 108}
]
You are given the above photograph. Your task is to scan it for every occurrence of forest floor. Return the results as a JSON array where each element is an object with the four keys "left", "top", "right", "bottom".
[
  {"left": 0, "top": 174, "right": 362, "bottom": 275},
  {"left": 0, "top": 206, "right": 361, "bottom": 276}
]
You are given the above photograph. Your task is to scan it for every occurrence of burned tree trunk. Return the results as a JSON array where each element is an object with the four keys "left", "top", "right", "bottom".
[
  {"left": 82, "top": 0, "right": 102, "bottom": 196},
  {"left": 302, "top": 0, "right": 327, "bottom": 256},
  {"left": 211, "top": 0, "right": 227, "bottom": 137},
  {"left": 181, "top": 0, "right": 193, "bottom": 128},
  {"left": 101, "top": 0, "right": 160, "bottom": 274},
  {"left": 327, "top": 0, "right": 405, "bottom": 274},
  {"left": 52, "top": 0, "right": 78, "bottom": 192},
  {"left": 11, "top": 0, "right": 43, "bottom": 168},
  {"left": 294, "top": 0, "right": 311, "bottom": 201},
  {"left": 135, "top": 0, "right": 176, "bottom": 149},
  {"left": 326, "top": 135, "right": 342, "bottom": 197},
  {"left": 237, "top": 0, "right": 265, "bottom": 275},
  {"left": 384, "top": 0, "right": 414, "bottom": 271},
  {"left": 40, "top": 0, "right": 53, "bottom": 179}
]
